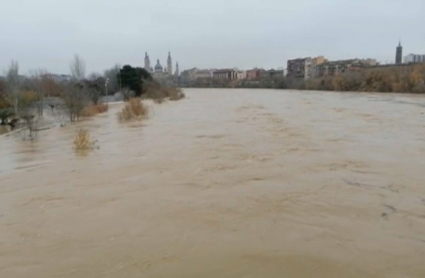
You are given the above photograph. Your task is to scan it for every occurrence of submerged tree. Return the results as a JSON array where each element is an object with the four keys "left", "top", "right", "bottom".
[
  {"left": 16, "top": 90, "right": 39, "bottom": 138},
  {"left": 62, "top": 84, "right": 88, "bottom": 122}
]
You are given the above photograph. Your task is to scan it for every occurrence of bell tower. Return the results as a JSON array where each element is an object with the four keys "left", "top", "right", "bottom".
[
  {"left": 167, "top": 52, "right": 173, "bottom": 75},
  {"left": 395, "top": 41, "right": 403, "bottom": 64},
  {"left": 144, "top": 52, "right": 151, "bottom": 71}
]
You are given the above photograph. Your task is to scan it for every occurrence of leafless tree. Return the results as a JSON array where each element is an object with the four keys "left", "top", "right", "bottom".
[
  {"left": 62, "top": 84, "right": 88, "bottom": 122},
  {"left": 70, "top": 54, "right": 86, "bottom": 81},
  {"left": 27, "top": 69, "right": 49, "bottom": 117},
  {"left": 16, "top": 91, "right": 38, "bottom": 139},
  {"left": 52, "top": 103, "right": 68, "bottom": 127},
  {"left": 6, "top": 60, "right": 20, "bottom": 113}
]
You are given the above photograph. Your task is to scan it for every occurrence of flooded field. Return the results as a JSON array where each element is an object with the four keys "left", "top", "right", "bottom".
[{"left": 1, "top": 89, "right": 425, "bottom": 277}]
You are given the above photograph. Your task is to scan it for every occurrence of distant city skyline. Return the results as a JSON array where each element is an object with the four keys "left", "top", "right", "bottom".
[{"left": 1, "top": 0, "right": 424, "bottom": 75}]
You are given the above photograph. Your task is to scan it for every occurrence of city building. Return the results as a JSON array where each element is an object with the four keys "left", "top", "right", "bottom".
[
  {"left": 195, "top": 69, "right": 213, "bottom": 79},
  {"left": 167, "top": 52, "right": 173, "bottom": 75},
  {"left": 175, "top": 62, "right": 180, "bottom": 76},
  {"left": 287, "top": 57, "right": 325, "bottom": 80},
  {"left": 287, "top": 58, "right": 310, "bottom": 79},
  {"left": 144, "top": 52, "right": 180, "bottom": 84},
  {"left": 396, "top": 41, "right": 403, "bottom": 64},
  {"left": 180, "top": 68, "right": 213, "bottom": 82},
  {"left": 309, "top": 56, "right": 326, "bottom": 79},
  {"left": 180, "top": 68, "right": 198, "bottom": 82},
  {"left": 246, "top": 68, "right": 264, "bottom": 80},
  {"left": 363, "top": 59, "right": 378, "bottom": 66},
  {"left": 264, "top": 69, "right": 284, "bottom": 79},
  {"left": 236, "top": 70, "right": 247, "bottom": 80},
  {"left": 144, "top": 52, "right": 178, "bottom": 76},
  {"left": 154, "top": 59, "right": 164, "bottom": 73},
  {"left": 43, "top": 74, "right": 72, "bottom": 83},
  {"left": 404, "top": 54, "right": 425, "bottom": 63},
  {"left": 144, "top": 52, "right": 151, "bottom": 72},
  {"left": 213, "top": 69, "right": 238, "bottom": 80},
  {"left": 316, "top": 59, "right": 377, "bottom": 77}
]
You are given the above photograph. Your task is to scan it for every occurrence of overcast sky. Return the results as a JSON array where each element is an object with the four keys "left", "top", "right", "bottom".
[{"left": 1, "top": 0, "right": 424, "bottom": 75}]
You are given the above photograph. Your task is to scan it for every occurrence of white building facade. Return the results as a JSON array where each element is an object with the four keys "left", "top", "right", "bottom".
[{"left": 404, "top": 54, "right": 425, "bottom": 64}]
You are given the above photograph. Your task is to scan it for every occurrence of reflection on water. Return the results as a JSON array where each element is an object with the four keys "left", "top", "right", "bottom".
[{"left": 0, "top": 90, "right": 425, "bottom": 277}]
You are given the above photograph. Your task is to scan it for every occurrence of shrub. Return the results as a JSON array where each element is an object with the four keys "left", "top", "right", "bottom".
[
  {"left": 80, "top": 103, "right": 109, "bottom": 117},
  {"left": 18, "top": 91, "right": 39, "bottom": 107},
  {"left": 73, "top": 129, "right": 96, "bottom": 150},
  {"left": 0, "top": 94, "right": 11, "bottom": 109},
  {"left": 117, "top": 98, "right": 148, "bottom": 122},
  {"left": 62, "top": 84, "right": 89, "bottom": 122},
  {"left": 80, "top": 106, "right": 97, "bottom": 117},
  {"left": 95, "top": 103, "right": 109, "bottom": 113},
  {"left": 0, "top": 109, "right": 14, "bottom": 125},
  {"left": 143, "top": 81, "right": 185, "bottom": 102},
  {"left": 168, "top": 87, "right": 186, "bottom": 101}
]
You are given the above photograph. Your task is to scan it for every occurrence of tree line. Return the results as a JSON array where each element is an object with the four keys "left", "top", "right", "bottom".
[{"left": 0, "top": 54, "right": 156, "bottom": 136}]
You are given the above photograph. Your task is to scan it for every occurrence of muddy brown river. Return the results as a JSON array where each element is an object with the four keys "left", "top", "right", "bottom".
[{"left": 1, "top": 89, "right": 425, "bottom": 277}]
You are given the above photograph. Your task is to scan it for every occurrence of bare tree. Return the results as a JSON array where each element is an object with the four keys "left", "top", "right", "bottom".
[
  {"left": 17, "top": 91, "right": 39, "bottom": 139},
  {"left": 27, "top": 69, "right": 49, "bottom": 117},
  {"left": 52, "top": 103, "right": 68, "bottom": 127},
  {"left": 62, "top": 84, "right": 88, "bottom": 122},
  {"left": 70, "top": 54, "right": 86, "bottom": 81},
  {"left": 6, "top": 60, "right": 20, "bottom": 113}
]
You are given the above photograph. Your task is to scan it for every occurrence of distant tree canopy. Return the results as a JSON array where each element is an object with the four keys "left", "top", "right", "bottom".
[{"left": 119, "top": 65, "right": 152, "bottom": 96}]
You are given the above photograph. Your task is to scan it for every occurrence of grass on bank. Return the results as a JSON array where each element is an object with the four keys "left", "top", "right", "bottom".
[{"left": 80, "top": 103, "right": 109, "bottom": 117}]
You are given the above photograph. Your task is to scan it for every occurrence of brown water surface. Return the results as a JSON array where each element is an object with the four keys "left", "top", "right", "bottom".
[{"left": 1, "top": 89, "right": 425, "bottom": 277}]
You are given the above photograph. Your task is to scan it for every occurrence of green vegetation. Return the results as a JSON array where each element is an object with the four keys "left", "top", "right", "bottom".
[
  {"left": 0, "top": 109, "right": 14, "bottom": 125},
  {"left": 119, "top": 65, "right": 152, "bottom": 97}
]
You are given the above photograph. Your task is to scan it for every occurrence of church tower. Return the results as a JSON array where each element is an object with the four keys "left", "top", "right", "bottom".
[
  {"left": 144, "top": 52, "right": 151, "bottom": 71},
  {"left": 175, "top": 62, "right": 180, "bottom": 76},
  {"left": 395, "top": 41, "right": 403, "bottom": 64},
  {"left": 167, "top": 52, "right": 173, "bottom": 75}
]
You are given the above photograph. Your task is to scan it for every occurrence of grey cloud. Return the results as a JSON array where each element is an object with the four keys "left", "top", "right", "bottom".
[{"left": 1, "top": 0, "right": 424, "bottom": 74}]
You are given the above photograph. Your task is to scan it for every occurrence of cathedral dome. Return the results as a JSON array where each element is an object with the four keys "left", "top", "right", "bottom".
[{"left": 154, "top": 59, "right": 163, "bottom": 72}]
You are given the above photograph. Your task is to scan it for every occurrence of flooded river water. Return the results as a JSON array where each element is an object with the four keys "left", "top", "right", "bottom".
[{"left": 1, "top": 89, "right": 425, "bottom": 277}]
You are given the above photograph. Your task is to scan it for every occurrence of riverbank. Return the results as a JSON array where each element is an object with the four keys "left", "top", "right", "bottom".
[{"left": 182, "top": 63, "right": 425, "bottom": 94}]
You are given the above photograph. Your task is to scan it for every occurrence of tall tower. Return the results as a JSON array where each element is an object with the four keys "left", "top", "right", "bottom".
[
  {"left": 175, "top": 62, "right": 180, "bottom": 76},
  {"left": 144, "top": 52, "right": 151, "bottom": 71},
  {"left": 396, "top": 41, "right": 403, "bottom": 64},
  {"left": 167, "top": 52, "right": 173, "bottom": 75}
]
